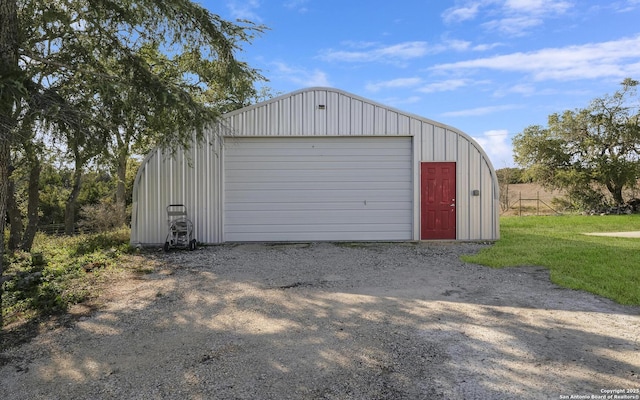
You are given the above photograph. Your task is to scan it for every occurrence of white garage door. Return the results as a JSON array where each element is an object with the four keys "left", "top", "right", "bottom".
[{"left": 224, "top": 137, "right": 413, "bottom": 241}]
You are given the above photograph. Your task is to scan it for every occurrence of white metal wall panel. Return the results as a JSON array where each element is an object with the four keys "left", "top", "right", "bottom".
[
  {"left": 350, "top": 99, "right": 363, "bottom": 134},
  {"left": 457, "top": 139, "right": 471, "bottom": 239},
  {"left": 130, "top": 132, "right": 223, "bottom": 245},
  {"left": 327, "top": 91, "right": 340, "bottom": 134},
  {"left": 338, "top": 94, "right": 350, "bottom": 134},
  {"left": 467, "top": 144, "right": 482, "bottom": 240},
  {"left": 223, "top": 137, "right": 413, "bottom": 242},
  {"left": 445, "top": 130, "right": 458, "bottom": 160}
]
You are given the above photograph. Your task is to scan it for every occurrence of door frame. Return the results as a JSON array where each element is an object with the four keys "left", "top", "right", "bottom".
[{"left": 420, "top": 162, "right": 457, "bottom": 240}]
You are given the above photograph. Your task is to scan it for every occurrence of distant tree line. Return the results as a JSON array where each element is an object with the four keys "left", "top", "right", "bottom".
[{"left": 495, "top": 168, "right": 532, "bottom": 185}]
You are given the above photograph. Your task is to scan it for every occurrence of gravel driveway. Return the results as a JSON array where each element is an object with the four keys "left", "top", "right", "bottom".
[{"left": 1, "top": 242, "right": 639, "bottom": 399}]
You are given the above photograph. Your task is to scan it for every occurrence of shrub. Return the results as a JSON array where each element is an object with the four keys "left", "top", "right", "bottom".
[
  {"left": 78, "top": 202, "right": 126, "bottom": 233},
  {"left": 566, "top": 187, "right": 610, "bottom": 212}
]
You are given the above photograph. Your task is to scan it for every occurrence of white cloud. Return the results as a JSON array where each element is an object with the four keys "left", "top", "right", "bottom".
[
  {"left": 471, "top": 129, "right": 514, "bottom": 167},
  {"left": 612, "top": 0, "right": 640, "bottom": 12},
  {"left": 272, "top": 62, "right": 331, "bottom": 87},
  {"left": 482, "top": 16, "right": 543, "bottom": 36},
  {"left": 319, "top": 38, "right": 496, "bottom": 65},
  {"left": 283, "top": 0, "right": 309, "bottom": 12},
  {"left": 382, "top": 96, "right": 423, "bottom": 108},
  {"left": 443, "top": 39, "right": 472, "bottom": 52},
  {"left": 226, "top": 0, "right": 262, "bottom": 21},
  {"left": 503, "top": 0, "right": 573, "bottom": 14},
  {"left": 319, "top": 41, "right": 432, "bottom": 63},
  {"left": 431, "top": 35, "right": 640, "bottom": 81},
  {"left": 338, "top": 40, "right": 379, "bottom": 49},
  {"left": 493, "top": 83, "right": 537, "bottom": 97},
  {"left": 365, "top": 78, "right": 423, "bottom": 92},
  {"left": 418, "top": 79, "right": 470, "bottom": 93},
  {"left": 442, "top": 104, "right": 519, "bottom": 117},
  {"left": 444, "top": 0, "right": 575, "bottom": 36},
  {"left": 472, "top": 42, "right": 504, "bottom": 51},
  {"left": 442, "top": 2, "right": 482, "bottom": 23}
]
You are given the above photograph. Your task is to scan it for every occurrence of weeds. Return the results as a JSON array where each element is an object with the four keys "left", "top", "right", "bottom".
[{"left": 1, "top": 228, "right": 134, "bottom": 328}]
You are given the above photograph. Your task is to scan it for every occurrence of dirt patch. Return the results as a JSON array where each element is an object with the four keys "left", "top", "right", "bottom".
[
  {"left": 584, "top": 232, "right": 640, "bottom": 238},
  {"left": 1, "top": 242, "right": 639, "bottom": 399}
]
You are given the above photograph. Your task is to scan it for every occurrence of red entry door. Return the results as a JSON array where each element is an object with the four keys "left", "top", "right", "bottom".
[{"left": 421, "top": 162, "right": 456, "bottom": 240}]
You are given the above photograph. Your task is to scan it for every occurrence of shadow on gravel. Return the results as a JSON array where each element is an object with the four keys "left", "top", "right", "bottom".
[{"left": 1, "top": 242, "right": 639, "bottom": 399}]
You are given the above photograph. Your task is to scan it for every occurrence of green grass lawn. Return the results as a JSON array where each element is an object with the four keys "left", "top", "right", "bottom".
[{"left": 462, "top": 215, "right": 640, "bottom": 305}]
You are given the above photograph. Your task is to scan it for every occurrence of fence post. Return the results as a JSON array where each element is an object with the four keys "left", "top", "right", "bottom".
[{"left": 519, "top": 192, "right": 522, "bottom": 216}]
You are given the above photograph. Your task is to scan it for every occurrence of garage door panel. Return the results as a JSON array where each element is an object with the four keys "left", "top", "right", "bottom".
[
  {"left": 225, "top": 137, "right": 409, "bottom": 150},
  {"left": 225, "top": 201, "right": 412, "bottom": 212},
  {"left": 226, "top": 169, "right": 411, "bottom": 182},
  {"left": 226, "top": 210, "right": 412, "bottom": 225},
  {"left": 225, "top": 147, "right": 411, "bottom": 157},
  {"left": 226, "top": 181, "right": 411, "bottom": 191},
  {"left": 225, "top": 223, "right": 412, "bottom": 234},
  {"left": 226, "top": 190, "right": 413, "bottom": 203},
  {"left": 225, "top": 232, "right": 410, "bottom": 242},
  {"left": 224, "top": 137, "right": 412, "bottom": 241},
  {"left": 225, "top": 161, "right": 410, "bottom": 171}
]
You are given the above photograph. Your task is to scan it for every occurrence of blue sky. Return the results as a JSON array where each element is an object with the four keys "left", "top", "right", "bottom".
[{"left": 206, "top": 0, "right": 640, "bottom": 168}]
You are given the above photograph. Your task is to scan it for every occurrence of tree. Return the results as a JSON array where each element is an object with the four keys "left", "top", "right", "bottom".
[
  {"left": 513, "top": 79, "right": 640, "bottom": 209},
  {"left": 0, "top": 0, "right": 21, "bottom": 329},
  {"left": 0, "top": 0, "right": 266, "bottom": 328},
  {"left": 15, "top": 0, "right": 265, "bottom": 226},
  {"left": 7, "top": 136, "right": 43, "bottom": 251}
]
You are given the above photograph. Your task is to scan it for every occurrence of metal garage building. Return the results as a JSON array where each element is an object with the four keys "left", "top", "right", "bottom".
[{"left": 130, "top": 87, "right": 499, "bottom": 245}]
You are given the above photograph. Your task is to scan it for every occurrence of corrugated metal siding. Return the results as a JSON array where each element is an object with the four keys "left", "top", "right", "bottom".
[
  {"left": 223, "top": 137, "right": 413, "bottom": 242},
  {"left": 221, "top": 88, "right": 417, "bottom": 138},
  {"left": 131, "top": 87, "right": 499, "bottom": 245},
  {"left": 130, "top": 132, "right": 222, "bottom": 245}
]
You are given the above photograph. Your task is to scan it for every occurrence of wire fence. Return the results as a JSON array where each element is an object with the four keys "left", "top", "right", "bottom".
[
  {"left": 501, "top": 192, "right": 561, "bottom": 216},
  {"left": 37, "top": 223, "right": 95, "bottom": 235}
]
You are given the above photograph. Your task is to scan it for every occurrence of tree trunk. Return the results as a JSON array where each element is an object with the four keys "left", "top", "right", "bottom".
[
  {"left": 0, "top": 0, "right": 20, "bottom": 329},
  {"left": 612, "top": 188, "right": 624, "bottom": 206},
  {"left": 65, "top": 156, "right": 83, "bottom": 235},
  {"left": 115, "top": 146, "right": 128, "bottom": 226},
  {"left": 21, "top": 147, "right": 40, "bottom": 250},
  {"left": 606, "top": 181, "right": 625, "bottom": 206},
  {"left": 7, "top": 171, "right": 23, "bottom": 252},
  {"left": 0, "top": 141, "right": 8, "bottom": 329}
]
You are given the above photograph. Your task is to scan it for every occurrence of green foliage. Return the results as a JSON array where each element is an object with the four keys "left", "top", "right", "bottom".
[
  {"left": 566, "top": 186, "right": 610, "bottom": 211},
  {"left": 496, "top": 167, "right": 529, "bottom": 184},
  {"left": 3, "top": 0, "right": 268, "bottom": 241},
  {"left": 72, "top": 228, "right": 131, "bottom": 255},
  {"left": 462, "top": 215, "right": 640, "bottom": 305},
  {"left": 513, "top": 79, "right": 640, "bottom": 206},
  {"left": 78, "top": 170, "right": 115, "bottom": 206},
  {"left": 6, "top": 155, "right": 139, "bottom": 229},
  {"left": 1, "top": 228, "right": 132, "bottom": 327},
  {"left": 38, "top": 163, "right": 69, "bottom": 225}
]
